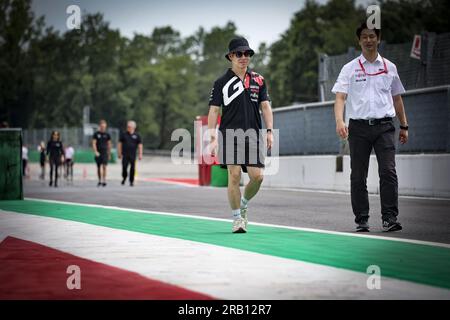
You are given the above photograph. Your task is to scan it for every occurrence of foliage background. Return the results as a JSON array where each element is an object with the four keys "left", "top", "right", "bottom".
[{"left": 1, "top": 0, "right": 449, "bottom": 148}]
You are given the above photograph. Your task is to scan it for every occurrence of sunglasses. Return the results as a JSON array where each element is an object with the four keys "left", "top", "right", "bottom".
[{"left": 233, "top": 51, "right": 252, "bottom": 58}]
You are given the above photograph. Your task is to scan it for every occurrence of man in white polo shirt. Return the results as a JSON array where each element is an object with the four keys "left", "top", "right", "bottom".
[{"left": 332, "top": 22, "right": 409, "bottom": 232}]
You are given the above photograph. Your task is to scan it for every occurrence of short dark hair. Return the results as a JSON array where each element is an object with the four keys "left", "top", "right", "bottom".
[{"left": 356, "top": 22, "right": 380, "bottom": 39}]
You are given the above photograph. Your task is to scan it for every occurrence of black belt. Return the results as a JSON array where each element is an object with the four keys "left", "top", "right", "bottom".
[{"left": 350, "top": 117, "right": 393, "bottom": 126}]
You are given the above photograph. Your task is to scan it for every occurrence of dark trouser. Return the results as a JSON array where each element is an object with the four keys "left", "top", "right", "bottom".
[
  {"left": 66, "top": 159, "right": 73, "bottom": 179},
  {"left": 40, "top": 161, "right": 45, "bottom": 179},
  {"left": 122, "top": 155, "right": 136, "bottom": 183},
  {"left": 348, "top": 119, "right": 399, "bottom": 224},
  {"left": 49, "top": 157, "right": 59, "bottom": 185},
  {"left": 95, "top": 152, "right": 108, "bottom": 181},
  {"left": 22, "top": 159, "right": 27, "bottom": 176}
]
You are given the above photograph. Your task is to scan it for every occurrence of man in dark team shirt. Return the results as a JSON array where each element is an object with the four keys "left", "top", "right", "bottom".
[
  {"left": 92, "top": 119, "right": 112, "bottom": 187},
  {"left": 118, "top": 120, "right": 143, "bottom": 187},
  {"left": 208, "top": 37, "right": 274, "bottom": 234},
  {"left": 46, "top": 130, "right": 64, "bottom": 188}
]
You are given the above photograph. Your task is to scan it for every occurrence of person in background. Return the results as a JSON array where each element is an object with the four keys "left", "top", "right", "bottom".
[
  {"left": 64, "top": 144, "right": 75, "bottom": 181},
  {"left": 47, "top": 131, "right": 64, "bottom": 187},
  {"left": 118, "top": 120, "right": 143, "bottom": 187},
  {"left": 92, "top": 119, "right": 112, "bottom": 187},
  {"left": 22, "top": 144, "right": 28, "bottom": 177},
  {"left": 38, "top": 141, "right": 46, "bottom": 179}
]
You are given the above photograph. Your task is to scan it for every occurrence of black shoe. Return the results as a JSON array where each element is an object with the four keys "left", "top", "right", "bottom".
[
  {"left": 383, "top": 221, "right": 402, "bottom": 232},
  {"left": 121, "top": 179, "right": 125, "bottom": 185},
  {"left": 102, "top": 182, "right": 107, "bottom": 187},
  {"left": 356, "top": 221, "right": 370, "bottom": 232},
  {"left": 130, "top": 182, "right": 134, "bottom": 187},
  {"left": 49, "top": 181, "right": 53, "bottom": 187},
  {"left": 54, "top": 183, "right": 58, "bottom": 188},
  {"left": 97, "top": 182, "right": 102, "bottom": 187}
]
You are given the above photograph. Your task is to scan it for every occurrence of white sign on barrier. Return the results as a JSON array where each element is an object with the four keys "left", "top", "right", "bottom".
[{"left": 410, "top": 35, "right": 421, "bottom": 60}]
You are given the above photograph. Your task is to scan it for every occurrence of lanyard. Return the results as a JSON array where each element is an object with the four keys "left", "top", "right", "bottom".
[{"left": 358, "top": 57, "right": 388, "bottom": 76}]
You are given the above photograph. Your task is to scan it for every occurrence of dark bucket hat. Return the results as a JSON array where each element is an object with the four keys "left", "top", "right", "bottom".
[{"left": 225, "top": 37, "right": 255, "bottom": 61}]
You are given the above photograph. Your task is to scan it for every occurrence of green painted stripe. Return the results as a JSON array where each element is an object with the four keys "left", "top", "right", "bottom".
[{"left": 1, "top": 199, "right": 450, "bottom": 290}]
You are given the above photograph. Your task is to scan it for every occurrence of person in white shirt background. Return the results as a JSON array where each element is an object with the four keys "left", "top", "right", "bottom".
[
  {"left": 332, "top": 22, "right": 409, "bottom": 233},
  {"left": 64, "top": 144, "right": 75, "bottom": 181},
  {"left": 21, "top": 145, "right": 28, "bottom": 177},
  {"left": 38, "top": 141, "right": 46, "bottom": 179}
]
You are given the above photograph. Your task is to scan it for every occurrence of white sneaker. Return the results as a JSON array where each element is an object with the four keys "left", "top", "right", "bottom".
[
  {"left": 232, "top": 217, "right": 247, "bottom": 233},
  {"left": 240, "top": 206, "right": 248, "bottom": 229}
]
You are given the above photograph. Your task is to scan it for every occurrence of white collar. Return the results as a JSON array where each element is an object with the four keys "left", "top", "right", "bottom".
[{"left": 359, "top": 53, "right": 383, "bottom": 64}]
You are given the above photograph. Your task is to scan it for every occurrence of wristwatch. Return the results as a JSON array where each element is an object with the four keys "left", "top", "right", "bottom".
[
  {"left": 267, "top": 129, "right": 273, "bottom": 133},
  {"left": 400, "top": 125, "right": 409, "bottom": 130}
]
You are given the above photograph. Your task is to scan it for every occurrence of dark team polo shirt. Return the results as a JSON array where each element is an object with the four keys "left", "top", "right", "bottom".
[
  {"left": 93, "top": 131, "right": 111, "bottom": 153},
  {"left": 119, "top": 131, "right": 142, "bottom": 157},
  {"left": 208, "top": 68, "right": 270, "bottom": 133},
  {"left": 46, "top": 140, "right": 63, "bottom": 159}
]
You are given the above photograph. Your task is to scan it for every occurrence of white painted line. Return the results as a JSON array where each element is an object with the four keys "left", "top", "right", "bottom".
[
  {"left": 24, "top": 197, "right": 450, "bottom": 249},
  {"left": 260, "top": 186, "right": 450, "bottom": 201},
  {"left": 1, "top": 211, "right": 449, "bottom": 299}
]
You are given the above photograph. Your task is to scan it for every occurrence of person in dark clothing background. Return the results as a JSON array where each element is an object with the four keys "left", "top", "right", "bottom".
[
  {"left": 118, "top": 120, "right": 143, "bottom": 187},
  {"left": 92, "top": 119, "right": 112, "bottom": 187},
  {"left": 38, "top": 141, "right": 46, "bottom": 180},
  {"left": 22, "top": 144, "right": 29, "bottom": 177},
  {"left": 46, "top": 131, "right": 64, "bottom": 187}
]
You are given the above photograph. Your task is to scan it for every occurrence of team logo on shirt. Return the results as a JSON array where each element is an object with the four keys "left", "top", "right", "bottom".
[
  {"left": 223, "top": 76, "right": 244, "bottom": 106},
  {"left": 252, "top": 72, "right": 264, "bottom": 86},
  {"left": 354, "top": 71, "right": 367, "bottom": 82}
]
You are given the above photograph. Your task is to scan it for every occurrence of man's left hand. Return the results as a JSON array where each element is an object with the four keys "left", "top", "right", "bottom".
[
  {"left": 267, "top": 131, "right": 273, "bottom": 150},
  {"left": 399, "top": 129, "right": 408, "bottom": 144}
]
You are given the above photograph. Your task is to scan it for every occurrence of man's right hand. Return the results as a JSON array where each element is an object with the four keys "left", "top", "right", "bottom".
[
  {"left": 209, "top": 138, "right": 218, "bottom": 156},
  {"left": 336, "top": 120, "right": 349, "bottom": 139},
  {"left": 95, "top": 151, "right": 100, "bottom": 157}
]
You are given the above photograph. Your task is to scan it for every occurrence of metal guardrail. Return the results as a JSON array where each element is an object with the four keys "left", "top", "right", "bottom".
[
  {"left": 319, "top": 32, "right": 450, "bottom": 102},
  {"left": 273, "top": 85, "right": 450, "bottom": 112},
  {"left": 271, "top": 85, "right": 450, "bottom": 155}
]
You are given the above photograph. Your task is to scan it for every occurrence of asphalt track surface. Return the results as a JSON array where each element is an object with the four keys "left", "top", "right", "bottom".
[{"left": 23, "top": 173, "right": 450, "bottom": 245}]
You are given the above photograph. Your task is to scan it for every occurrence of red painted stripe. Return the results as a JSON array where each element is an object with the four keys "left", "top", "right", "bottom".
[{"left": 0, "top": 236, "right": 213, "bottom": 300}]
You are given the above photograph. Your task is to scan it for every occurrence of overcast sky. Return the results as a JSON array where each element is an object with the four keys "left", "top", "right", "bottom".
[{"left": 31, "top": 0, "right": 335, "bottom": 47}]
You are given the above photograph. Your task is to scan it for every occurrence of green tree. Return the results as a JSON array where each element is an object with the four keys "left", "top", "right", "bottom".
[
  {"left": 380, "top": 0, "right": 450, "bottom": 43},
  {"left": 267, "top": 0, "right": 364, "bottom": 106},
  {"left": 0, "top": 0, "right": 35, "bottom": 126}
]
